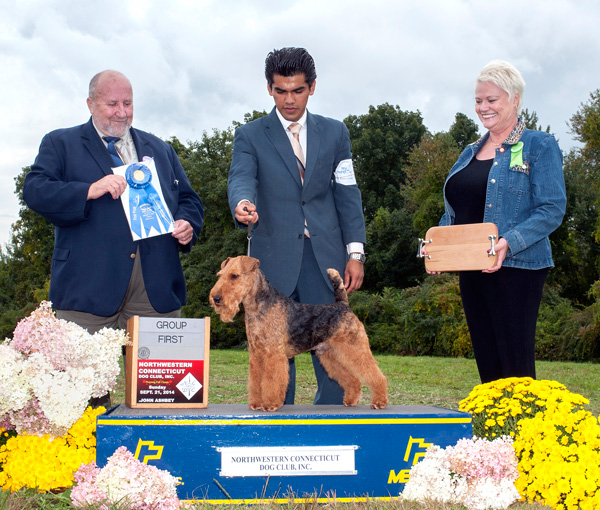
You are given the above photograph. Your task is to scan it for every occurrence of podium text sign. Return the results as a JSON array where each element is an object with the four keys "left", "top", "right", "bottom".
[{"left": 126, "top": 316, "right": 210, "bottom": 408}]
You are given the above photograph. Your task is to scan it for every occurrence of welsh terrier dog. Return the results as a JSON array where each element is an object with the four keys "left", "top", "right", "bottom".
[{"left": 209, "top": 255, "right": 388, "bottom": 412}]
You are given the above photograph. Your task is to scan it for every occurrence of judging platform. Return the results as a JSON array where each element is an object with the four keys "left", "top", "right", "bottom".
[{"left": 96, "top": 404, "right": 472, "bottom": 504}]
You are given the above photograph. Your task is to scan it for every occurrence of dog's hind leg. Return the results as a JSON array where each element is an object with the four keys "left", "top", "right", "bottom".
[
  {"left": 356, "top": 356, "right": 388, "bottom": 409},
  {"left": 333, "top": 331, "right": 388, "bottom": 409},
  {"left": 315, "top": 346, "right": 363, "bottom": 406}
]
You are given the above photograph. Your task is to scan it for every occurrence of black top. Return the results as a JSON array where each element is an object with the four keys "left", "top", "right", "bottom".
[{"left": 446, "top": 157, "right": 493, "bottom": 224}]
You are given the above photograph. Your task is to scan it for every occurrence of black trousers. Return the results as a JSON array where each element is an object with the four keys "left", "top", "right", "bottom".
[{"left": 459, "top": 266, "right": 549, "bottom": 384}]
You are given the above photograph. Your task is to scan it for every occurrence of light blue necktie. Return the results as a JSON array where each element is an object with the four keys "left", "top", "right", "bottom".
[{"left": 103, "top": 136, "right": 123, "bottom": 166}]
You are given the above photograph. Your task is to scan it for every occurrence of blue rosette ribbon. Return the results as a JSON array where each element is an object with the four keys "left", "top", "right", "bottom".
[{"left": 125, "top": 163, "right": 173, "bottom": 238}]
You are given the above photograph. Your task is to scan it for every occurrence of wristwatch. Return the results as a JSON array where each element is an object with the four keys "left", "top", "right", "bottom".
[{"left": 349, "top": 252, "right": 366, "bottom": 264}]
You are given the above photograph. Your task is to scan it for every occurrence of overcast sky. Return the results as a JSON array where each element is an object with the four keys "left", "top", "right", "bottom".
[{"left": 1, "top": 0, "right": 598, "bottom": 248}]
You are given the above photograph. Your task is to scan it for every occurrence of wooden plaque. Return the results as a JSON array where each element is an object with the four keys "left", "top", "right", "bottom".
[
  {"left": 418, "top": 223, "right": 498, "bottom": 272},
  {"left": 125, "top": 316, "right": 210, "bottom": 408}
]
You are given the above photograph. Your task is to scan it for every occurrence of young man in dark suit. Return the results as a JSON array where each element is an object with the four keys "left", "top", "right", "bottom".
[{"left": 228, "top": 47, "right": 366, "bottom": 405}]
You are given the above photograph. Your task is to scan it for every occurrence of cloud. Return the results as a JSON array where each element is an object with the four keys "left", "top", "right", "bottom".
[{"left": 0, "top": 0, "right": 599, "bottom": 247}]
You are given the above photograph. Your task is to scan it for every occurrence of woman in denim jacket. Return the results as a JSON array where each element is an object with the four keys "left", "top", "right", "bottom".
[{"left": 438, "top": 60, "right": 566, "bottom": 383}]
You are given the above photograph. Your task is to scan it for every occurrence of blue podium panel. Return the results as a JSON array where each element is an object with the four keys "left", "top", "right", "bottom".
[{"left": 96, "top": 404, "right": 471, "bottom": 504}]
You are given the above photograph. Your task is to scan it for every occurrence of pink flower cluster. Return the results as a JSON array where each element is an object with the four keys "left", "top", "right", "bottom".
[
  {"left": 401, "top": 436, "right": 520, "bottom": 510},
  {"left": 445, "top": 436, "right": 518, "bottom": 481},
  {"left": 10, "top": 301, "right": 81, "bottom": 370},
  {"left": 0, "top": 301, "right": 129, "bottom": 436},
  {"left": 71, "top": 446, "right": 182, "bottom": 510}
]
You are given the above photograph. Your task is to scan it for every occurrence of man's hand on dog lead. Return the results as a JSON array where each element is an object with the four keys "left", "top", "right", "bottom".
[{"left": 235, "top": 201, "right": 259, "bottom": 225}]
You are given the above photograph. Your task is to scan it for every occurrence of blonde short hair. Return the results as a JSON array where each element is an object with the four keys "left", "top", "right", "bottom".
[{"left": 476, "top": 60, "right": 525, "bottom": 114}]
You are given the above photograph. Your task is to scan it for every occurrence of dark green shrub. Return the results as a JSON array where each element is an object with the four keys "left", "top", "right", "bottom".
[{"left": 350, "top": 274, "right": 471, "bottom": 357}]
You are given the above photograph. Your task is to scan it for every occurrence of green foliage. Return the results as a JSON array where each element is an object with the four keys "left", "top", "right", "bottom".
[
  {"left": 535, "top": 285, "right": 587, "bottom": 361},
  {"left": 576, "top": 281, "right": 600, "bottom": 360},
  {"left": 349, "top": 288, "right": 405, "bottom": 354},
  {"left": 396, "top": 274, "right": 472, "bottom": 357},
  {"left": 569, "top": 89, "right": 600, "bottom": 160},
  {"left": 344, "top": 104, "right": 427, "bottom": 291},
  {"left": 403, "top": 132, "right": 462, "bottom": 236},
  {"left": 548, "top": 150, "right": 600, "bottom": 304},
  {"left": 350, "top": 274, "right": 471, "bottom": 357},
  {"left": 350, "top": 272, "right": 599, "bottom": 363},
  {"left": 0, "top": 168, "right": 53, "bottom": 339},
  {"left": 447, "top": 112, "right": 480, "bottom": 150},
  {"left": 234, "top": 109, "right": 269, "bottom": 127},
  {"left": 344, "top": 103, "right": 427, "bottom": 222},
  {"left": 540, "top": 290, "right": 600, "bottom": 359},
  {"left": 521, "top": 107, "right": 551, "bottom": 133},
  {"left": 363, "top": 207, "right": 422, "bottom": 291},
  {"left": 568, "top": 91, "right": 600, "bottom": 249}
]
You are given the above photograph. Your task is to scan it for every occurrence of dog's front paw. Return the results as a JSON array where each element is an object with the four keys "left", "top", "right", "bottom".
[
  {"left": 370, "top": 398, "right": 388, "bottom": 409},
  {"left": 249, "top": 401, "right": 262, "bottom": 410},
  {"left": 261, "top": 402, "right": 283, "bottom": 412}
]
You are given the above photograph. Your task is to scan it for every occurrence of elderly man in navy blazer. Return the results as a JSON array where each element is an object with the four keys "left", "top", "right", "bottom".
[
  {"left": 228, "top": 47, "right": 367, "bottom": 405},
  {"left": 23, "top": 70, "right": 204, "bottom": 380}
]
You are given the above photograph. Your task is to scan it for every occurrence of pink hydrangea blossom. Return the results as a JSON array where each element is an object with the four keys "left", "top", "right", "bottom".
[
  {"left": 71, "top": 462, "right": 108, "bottom": 509},
  {"left": 71, "top": 447, "right": 182, "bottom": 510},
  {"left": 401, "top": 436, "right": 520, "bottom": 510},
  {"left": 445, "top": 436, "right": 518, "bottom": 481},
  {"left": 0, "top": 301, "right": 129, "bottom": 436}
]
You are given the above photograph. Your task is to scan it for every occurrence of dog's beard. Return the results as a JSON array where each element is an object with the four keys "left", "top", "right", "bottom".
[{"left": 210, "top": 299, "right": 239, "bottom": 323}]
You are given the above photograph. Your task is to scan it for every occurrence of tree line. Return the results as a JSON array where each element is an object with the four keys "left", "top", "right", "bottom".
[{"left": 2, "top": 96, "right": 600, "bottom": 362}]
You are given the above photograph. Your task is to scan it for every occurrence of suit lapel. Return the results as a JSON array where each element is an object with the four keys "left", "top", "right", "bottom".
[
  {"left": 264, "top": 108, "right": 303, "bottom": 188},
  {"left": 81, "top": 118, "right": 115, "bottom": 176},
  {"left": 304, "top": 111, "right": 320, "bottom": 187},
  {"left": 131, "top": 128, "right": 154, "bottom": 160}
]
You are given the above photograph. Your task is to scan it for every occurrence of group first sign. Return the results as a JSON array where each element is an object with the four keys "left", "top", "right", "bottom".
[{"left": 125, "top": 316, "right": 210, "bottom": 408}]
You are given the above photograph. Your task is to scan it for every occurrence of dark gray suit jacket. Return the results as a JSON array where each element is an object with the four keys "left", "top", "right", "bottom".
[{"left": 228, "top": 108, "right": 366, "bottom": 296}]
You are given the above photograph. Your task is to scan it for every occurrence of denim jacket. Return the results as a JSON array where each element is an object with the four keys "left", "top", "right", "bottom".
[{"left": 440, "top": 120, "right": 566, "bottom": 270}]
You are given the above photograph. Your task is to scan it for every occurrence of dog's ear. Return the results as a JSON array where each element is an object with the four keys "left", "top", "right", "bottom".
[
  {"left": 241, "top": 256, "right": 260, "bottom": 273},
  {"left": 220, "top": 257, "right": 232, "bottom": 270}
]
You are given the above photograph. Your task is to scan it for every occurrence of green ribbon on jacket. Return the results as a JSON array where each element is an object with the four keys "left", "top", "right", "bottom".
[{"left": 510, "top": 141, "right": 524, "bottom": 168}]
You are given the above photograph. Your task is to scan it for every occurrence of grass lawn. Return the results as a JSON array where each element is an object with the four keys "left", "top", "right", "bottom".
[{"left": 114, "top": 350, "right": 600, "bottom": 413}]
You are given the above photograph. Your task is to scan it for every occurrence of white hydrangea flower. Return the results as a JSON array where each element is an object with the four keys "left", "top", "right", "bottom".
[
  {"left": 2, "top": 302, "right": 130, "bottom": 436},
  {"left": 31, "top": 365, "right": 95, "bottom": 435},
  {"left": 0, "top": 344, "right": 30, "bottom": 414}
]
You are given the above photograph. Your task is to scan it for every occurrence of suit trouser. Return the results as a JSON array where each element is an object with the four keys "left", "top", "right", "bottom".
[
  {"left": 57, "top": 251, "right": 181, "bottom": 408},
  {"left": 284, "top": 237, "right": 345, "bottom": 405},
  {"left": 459, "top": 266, "right": 549, "bottom": 384}
]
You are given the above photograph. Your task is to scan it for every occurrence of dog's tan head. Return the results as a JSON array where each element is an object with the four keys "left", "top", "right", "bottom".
[{"left": 209, "top": 256, "right": 261, "bottom": 322}]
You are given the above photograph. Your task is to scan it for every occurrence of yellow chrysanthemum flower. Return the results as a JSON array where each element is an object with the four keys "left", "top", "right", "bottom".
[
  {"left": 460, "top": 377, "right": 600, "bottom": 509},
  {"left": 0, "top": 406, "right": 103, "bottom": 492}
]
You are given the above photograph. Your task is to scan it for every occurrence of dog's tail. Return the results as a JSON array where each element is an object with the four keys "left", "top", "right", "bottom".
[{"left": 327, "top": 269, "right": 349, "bottom": 304}]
